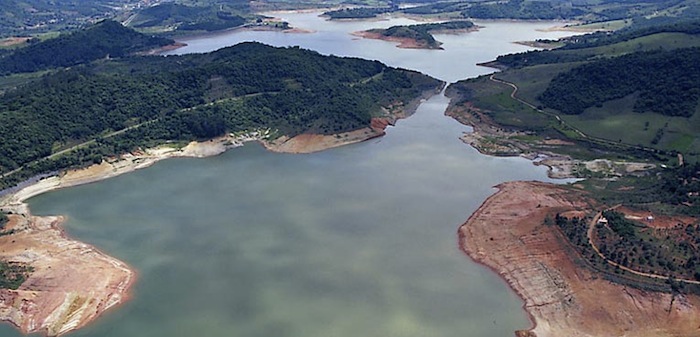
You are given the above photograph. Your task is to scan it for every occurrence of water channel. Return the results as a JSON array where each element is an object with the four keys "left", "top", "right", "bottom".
[{"left": 10, "top": 11, "right": 575, "bottom": 337}]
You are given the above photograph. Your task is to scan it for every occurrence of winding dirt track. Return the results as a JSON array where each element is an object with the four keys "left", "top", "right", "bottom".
[
  {"left": 587, "top": 211, "right": 700, "bottom": 285},
  {"left": 459, "top": 181, "right": 700, "bottom": 337},
  {"left": 486, "top": 74, "right": 666, "bottom": 156}
]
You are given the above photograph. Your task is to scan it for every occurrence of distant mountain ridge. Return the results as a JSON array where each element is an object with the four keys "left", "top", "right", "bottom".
[{"left": 128, "top": 2, "right": 248, "bottom": 32}]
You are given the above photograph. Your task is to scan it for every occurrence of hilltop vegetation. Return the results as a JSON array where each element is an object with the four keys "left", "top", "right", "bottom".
[
  {"left": 323, "top": 7, "right": 395, "bottom": 20},
  {"left": 127, "top": 2, "right": 251, "bottom": 33},
  {"left": 0, "top": 0, "right": 140, "bottom": 37},
  {"left": 364, "top": 20, "right": 474, "bottom": 49},
  {"left": 539, "top": 48, "right": 700, "bottom": 117},
  {"left": 1, "top": 0, "right": 695, "bottom": 39},
  {"left": 0, "top": 20, "right": 173, "bottom": 75},
  {"left": 0, "top": 0, "right": 257, "bottom": 38},
  {"left": 461, "top": 0, "right": 584, "bottom": 20},
  {"left": 447, "top": 13, "right": 700, "bottom": 163},
  {"left": 495, "top": 17, "right": 700, "bottom": 68},
  {"left": 550, "top": 161, "right": 700, "bottom": 290},
  {"left": 399, "top": 0, "right": 694, "bottom": 22},
  {"left": 0, "top": 41, "right": 441, "bottom": 190}
]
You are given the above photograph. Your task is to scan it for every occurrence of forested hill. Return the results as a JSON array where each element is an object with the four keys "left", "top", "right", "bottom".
[
  {"left": 366, "top": 21, "right": 475, "bottom": 49},
  {"left": 0, "top": 20, "right": 173, "bottom": 75},
  {"left": 0, "top": 42, "right": 442, "bottom": 190},
  {"left": 482, "top": 14, "right": 700, "bottom": 118},
  {"left": 494, "top": 19, "right": 700, "bottom": 69},
  {"left": 127, "top": 2, "right": 248, "bottom": 33},
  {"left": 446, "top": 9, "right": 700, "bottom": 160},
  {"left": 539, "top": 47, "right": 700, "bottom": 117}
]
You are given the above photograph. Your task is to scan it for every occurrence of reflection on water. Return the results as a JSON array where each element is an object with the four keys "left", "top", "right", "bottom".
[{"left": 16, "top": 12, "right": 576, "bottom": 337}]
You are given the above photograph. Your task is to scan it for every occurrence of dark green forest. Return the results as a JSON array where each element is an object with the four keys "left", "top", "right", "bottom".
[
  {"left": 596, "top": 209, "right": 700, "bottom": 283},
  {"left": 461, "top": 0, "right": 584, "bottom": 20},
  {"left": 0, "top": 20, "right": 173, "bottom": 75},
  {"left": 0, "top": 42, "right": 441, "bottom": 190},
  {"left": 561, "top": 17, "right": 700, "bottom": 51},
  {"left": 538, "top": 48, "right": 700, "bottom": 116}
]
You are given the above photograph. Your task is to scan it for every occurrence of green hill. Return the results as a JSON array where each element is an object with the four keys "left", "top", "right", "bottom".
[
  {"left": 0, "top": 0, "right": 130, "bottom": 37},
  {"left": 366, "top": 21, "right": 474, "bottom": 49},
  {"left": 539, "top": 48, "right": 700, "bottom": 117},
  {"left": 447, "top": 16, "right": 700, "bottom": 162},
  {"left": 0, "top": 42, "right": 441, "bottom": 190},
  {"left": 0, "top": 20, "right": 173, "bottom": 74},
  {"left": 128, "top": 3, "right": 248, "bottom": 33}
]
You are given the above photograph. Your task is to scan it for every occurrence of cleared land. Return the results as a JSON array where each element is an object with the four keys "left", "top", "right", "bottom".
[{"left": 460, "top": 181, "right": 700, "bottom": 337}]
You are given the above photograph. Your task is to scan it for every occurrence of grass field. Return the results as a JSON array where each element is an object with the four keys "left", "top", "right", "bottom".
[
  {"left": 561, "top": 96, "right": 700, "bottom": 153},
  {"left": 494, "top": 62, "right": 579, "bottom": 107},
  {"left": 568, "top": 19, "right": 630, "bottom": 31},
  {"left": 0, "top": 71, "right": 49, "bottom": 93},
  {"left": 477, "top": 31, "right": 700, "bottom": 162}
]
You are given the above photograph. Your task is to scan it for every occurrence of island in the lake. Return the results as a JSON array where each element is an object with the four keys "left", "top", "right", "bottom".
[{"left": 354, "top": 21, "right": 477, "bottom": 50}]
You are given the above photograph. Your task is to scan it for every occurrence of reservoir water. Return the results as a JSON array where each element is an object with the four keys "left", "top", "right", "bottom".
[{"left": 11, "top": 12, "right": 575, "bottom": 337}]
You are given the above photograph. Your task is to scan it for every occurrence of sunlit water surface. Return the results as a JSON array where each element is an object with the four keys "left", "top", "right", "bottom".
[{"left": 10, "top": 12, "right": 575, "bottom": 337}]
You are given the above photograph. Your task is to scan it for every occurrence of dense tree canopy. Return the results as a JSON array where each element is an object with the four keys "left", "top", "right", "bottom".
[
  {"left": 0, "top": 42, "right": 441, "bottom": 190},
  {"left": 130, "top": 3, "right": 247, "bottom": 32},
  {"left": 461, "top": 0, "right": 584, "bottom": 20},
  {"left": 0, "top": 20, "right": 173, "bottom": 74},
  {"left": 539, "top": 47, "right": 700, "bottom": 116},
  {"left": 368, "top": 21, "right": 474, "bottom": 49},
  {"left": 323, "top": 7, "right": 394, "bottom": 19}
]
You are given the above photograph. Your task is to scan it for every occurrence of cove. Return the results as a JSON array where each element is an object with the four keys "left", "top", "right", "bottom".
[{"left": 9, "top": 12, "right": 575, "bottom": 337}]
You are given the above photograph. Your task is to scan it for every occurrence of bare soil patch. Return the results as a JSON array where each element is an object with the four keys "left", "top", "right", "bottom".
[
  {"left": 352, "top": 31, "right": 441, "bottom": 49},
  {"left": 0, "top": 212, "right": 133, "bottom": 336},
  {"left": 459, "top": 181, "right": 700, "bottom": 337}
]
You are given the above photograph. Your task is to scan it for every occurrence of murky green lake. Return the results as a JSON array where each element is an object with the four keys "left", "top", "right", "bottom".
[{"left": 9, "top": 12, "right": 575, "bottom": 337}]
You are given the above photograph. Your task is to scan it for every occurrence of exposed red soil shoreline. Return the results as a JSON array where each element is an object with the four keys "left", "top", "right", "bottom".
[
  {"left": 0, "top": 84, "right": 441, "bottom": 335},
  {"left": 459, "top": 181, "right": 700, "bottom": 337},
  {"left": 0, "top": 209, "right": 134, "bottom": 336}
]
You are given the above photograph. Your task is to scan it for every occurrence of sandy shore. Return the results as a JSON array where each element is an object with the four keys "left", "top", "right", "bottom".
[
  {"left": 0, "top": 130, "right": 272, "bottom": 336},
  {"left": 264, "top": 118, "right": 393, "bottom": 153},
  {"left": 460, "top": 181, "right": 700, "bottom": 337},
  {"left": 0, "top": 95, "right": 431, "bottom": 334},
  {"left": 140, "top": 42, "right": 188, "bottom": 55},
  {"left": 0, "top": 37, "right": 30, "bottom": 47}
]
